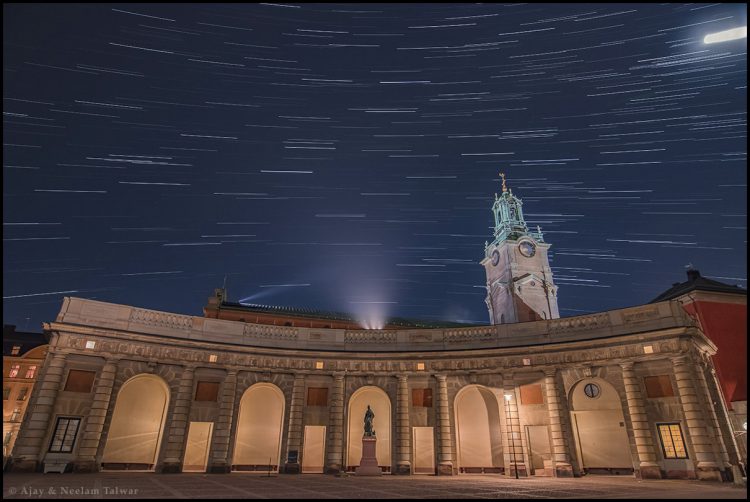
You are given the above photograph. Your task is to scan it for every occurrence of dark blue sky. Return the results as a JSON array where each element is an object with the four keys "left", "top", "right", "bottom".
[{"left": 3, "top": 3, "right": 747, "bottom": 330}]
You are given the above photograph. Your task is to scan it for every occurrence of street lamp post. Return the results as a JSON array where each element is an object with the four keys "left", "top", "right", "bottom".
[{"left": 504, "top": 393, "right": 519, "bottom": 479}]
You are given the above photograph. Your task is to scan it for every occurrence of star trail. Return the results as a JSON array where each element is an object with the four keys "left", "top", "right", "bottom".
[{"left": 3, "top": 3, "right": 747, "bottom": 329}]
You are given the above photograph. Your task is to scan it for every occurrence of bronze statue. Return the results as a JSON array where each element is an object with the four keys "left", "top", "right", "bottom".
[{"left": 364, "top": 405, "right": 375, "bottom": 436}]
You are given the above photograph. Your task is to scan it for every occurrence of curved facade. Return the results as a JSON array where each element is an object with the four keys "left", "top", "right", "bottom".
[{"left": 8, "top": 296, "right": 742, "bottom": 481}]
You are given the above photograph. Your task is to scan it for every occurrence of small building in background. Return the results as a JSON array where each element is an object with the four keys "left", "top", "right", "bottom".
[{"left": 2, "top": 325, "right": 48, "bottom": 464}]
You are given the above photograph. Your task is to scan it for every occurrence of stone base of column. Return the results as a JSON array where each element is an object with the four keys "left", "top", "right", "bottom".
[
  {"left": 696, "top": 465, "right": 723, "bottom": 482},
  {"left": 8, "top": 459, "right": 40, "bottom": 473},
  {"left": 394, "top": 461, "right": 411, "bottom": 475},
  {"left": 437, "top": 461, "right": 454, "bottom": 476},
  {"left": 636, "top": 464, "right": 662, "bottom": 480},
  {"left": 208, "top": 462, "right": 232, "bottom": 473},
  {"left": 325, "top": 463, "right": 343, "bottom": 474},
  {"left": 161, "top": 462, "right": 182, "bottom": 474},
  {"left": 507, "top": 463, "right": 529, "bottom": 478},
  {"left": 284, "top": 462, "right": 301, "bottom": 474},
  {"left": 554, "top": 463, "right": 574, "bottom": 478},
  {"left": 71, "top": 460, "right": 99, "bottom": 473}
]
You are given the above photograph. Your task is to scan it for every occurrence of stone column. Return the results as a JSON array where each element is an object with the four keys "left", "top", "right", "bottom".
[
  {"left": 694, "top": 358, "right": 733, "bottom": 473},
  {"left": 672, "top": 355, "right": 721, "bottom": 481},
  {"left": 284, "top": 374, "right": 305, "bottom": 473},
  {"left": 325, "top": 372, "right": 345, "bottom": 474},
  {"left": 395, "top": 374, "right": 411, "bottom": 474},
  {"left": 702, "top": 358, "right": 744, "bottom": 483},
  {"left": 620, "top": 362, "right": 661, "bottom": 479},
  {"left": 543, "top": 369, "right": 573, "bottom": 477},
  {"left": 10, "top": 352, "right": 67, "bottom": 472},
  {"left": 162, "top": 365, "right": 196, "bottom": 473},
  {"left": 502, "top": 379, "right": 528, "bottom": 477},
  {"left": 209, "top": 369, "right": 237, "bottom": 473},
  {"left": 73, "top": 358, "right": 119, "bottom": 473},
  {"left": 435, "top": 374, "right": 454, "bottom": 475}
]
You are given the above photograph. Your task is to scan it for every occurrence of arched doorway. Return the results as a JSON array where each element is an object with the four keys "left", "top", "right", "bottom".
[
  {"left": 232, "top": 383, "right": 285, "bottom": 472},
  {"left": 101, "top": 374, "right": 170, "bottom": 471},
  {"left": 569, "top": 378, "right": 633, "bottom": 474},
  {"left": 454, "top": 385, "right": 504, "bottom": 473},
  {"left": 346, "top": 386, "right": 391, "bottom": 472}
]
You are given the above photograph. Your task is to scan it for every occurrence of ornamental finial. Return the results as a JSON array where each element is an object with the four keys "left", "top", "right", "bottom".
[{"left": 499, "top": 172, "right": 507, "bottom": 193}]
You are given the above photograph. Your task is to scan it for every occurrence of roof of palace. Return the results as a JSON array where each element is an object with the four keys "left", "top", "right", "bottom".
[
  {"left": 219, "top": 301, "right": 481, "bottom": 329},
  {"left": 650, "top": 269, "right": 747, "bottom": 303}
]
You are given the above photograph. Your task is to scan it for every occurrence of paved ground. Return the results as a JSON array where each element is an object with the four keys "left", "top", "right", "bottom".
[{"left": 2, "top": 473, "right": 746, "bottom": 499}]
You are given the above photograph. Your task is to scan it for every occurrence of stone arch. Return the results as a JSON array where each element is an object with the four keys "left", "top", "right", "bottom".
[
  {"left": 346, "top": 386, "right": 391, "bottom": 472},
  {"left": 232, "top": 382, "right": 285, "bottom": 472},
  {"left": 454, "top": 384, "right": 504, "bottom": 473},
  {"left": 569, "top": 377, "right": 633, "bottom": 473},
  {"left": 101, "top": 373, "right": 170, "bottom": 470}
]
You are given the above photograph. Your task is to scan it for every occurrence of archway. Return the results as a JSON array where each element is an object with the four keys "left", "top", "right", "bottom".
[
  {"left": 454, "top": 385, "right": 504, "bottom": 473},
  {"left": 101, "top": 374, "right": 170, "bottom": 471},
  {"left": 569, "top": 378, "right": 633, "bottom": 474},
  {"left": 232, "top": 383, "right": 285, "bottom": 472},
  {"left": 346, "top": 386, "right": 391, "bottom": 472}
]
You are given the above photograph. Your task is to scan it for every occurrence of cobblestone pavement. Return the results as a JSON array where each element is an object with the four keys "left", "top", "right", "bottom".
[{"left": 2, "top": 473, "right": 747, "bottom": 499}]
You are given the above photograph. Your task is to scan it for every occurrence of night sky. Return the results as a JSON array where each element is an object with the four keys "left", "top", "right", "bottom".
[{"left": 3, "top": 3, "right": 747, "bottom": 331}]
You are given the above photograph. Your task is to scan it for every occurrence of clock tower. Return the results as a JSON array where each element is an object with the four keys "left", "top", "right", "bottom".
[{"left": 480, "top": 173, "right": 559, "bottom": 324}]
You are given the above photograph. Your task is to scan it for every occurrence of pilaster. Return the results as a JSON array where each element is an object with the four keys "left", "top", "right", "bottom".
[
  {"left": 620, "top": 362, "right": 661, "bottom": 479},
  {"left": 325, "top": 372, "right": 345, "bottom": 474},
  {"left": 208, "top": 369, "right": 237, "bottom": 473},
  {"left": 434, "top": 374, "right": 454, "bottom": 475},
  {"left": 543, "top": 369, "right": 573, "bottom": 477},
  {"left": 395, "top": 374, "right": 411, "bottom": 474},
  {"left": 162, "top": 365, "right": 197, "bottom": 473},
  {"left": 284, "top": 374, "right": 305, "bottom": 473}
]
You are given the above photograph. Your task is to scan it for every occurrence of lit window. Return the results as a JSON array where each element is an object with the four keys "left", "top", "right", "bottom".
[
  {"left": 643, "top": 345, "right": 654, "bottom": 354},
  {"left": 85, "top": 341, "right": 96, "bottom": 349},
  {"left": 8, "top": 364, "right": 20, "bottom": 378},
  {"left": 523, "top": 358, "right": 531, "bottom": 366},
  {"left": 658, "top": 423, "right": 688, "bottom": 459},
  {"left": 11, "top": 345, "right": 21, "bottom": 356},
  {"left": 315, "top": 361, "right": 324, "bottom": 369},
  {"left": 48, "top": 417, "right": 81, "bottom": 453},
  {"left": 416, "top": 362, "right": 425, "bottom": 371},
  {"left": 208, "top": 354, "right": 218, "bottom": 363},
  {"left": 10, "top": 407, "right": 21, "bottom": 422},
  {"left": 25, "top": 366, "right": 37, "bottom": 379},
  {"left": 17, "top": 387, "right": 28, "bottom": 401}
]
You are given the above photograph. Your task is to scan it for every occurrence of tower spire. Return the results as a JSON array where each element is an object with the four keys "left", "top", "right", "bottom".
[{"left": 499, "top": 172, "right": 508, "bottom": 193}]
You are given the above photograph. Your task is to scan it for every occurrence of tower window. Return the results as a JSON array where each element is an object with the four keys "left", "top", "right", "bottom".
[{"left": 8, "top": 364, "right": 20, "bottom": 378}]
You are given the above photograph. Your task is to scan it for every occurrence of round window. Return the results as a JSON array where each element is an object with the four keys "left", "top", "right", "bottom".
[{"left": 583, "top": 383, "right": 600, "bottom": 398}]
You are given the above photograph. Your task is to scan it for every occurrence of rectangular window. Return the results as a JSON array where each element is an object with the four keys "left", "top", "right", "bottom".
[
  {"left": 10, "top": 407, "right": 21, "bottom": 422},
  {"left": 412, "top": 388, "right": 433, "bottom": 407},
  {"left": 24, "top": 365, "right": 37, "bottom": 379},
  {"left": 644, "top": 375, "right": 674, "bottom": 398},
  {"left": 8, "top": 364, "right": 20, "bottom": 378},
  {"left": 3, "top": 432, "right": 12, "bottom": 446},
  {"left": 48, "top": 417, "right": 81, "bottom": 453},
  {"left": 3, "top": 387, "right": 10, "bottom": 400},
  {"left": 11, "top": 345, "right": 21, "bottom": 356},
  {"left": 194, "top": 381, "right": 220, "bottom": 402},
  {"left": 520, "top": 384, "right": 544, "bottom": 405},
  {"left": 64, "top": 370, "right": 96, "bottom": 393},
  {"left": 17, "top": 387, "right": 28, "bottom": 401},
  {"left": 658, "top": 423, "right": 688, "bottom": 459},
  {"left": 307, "top": 387, "right": 328, "bottom": 406}
]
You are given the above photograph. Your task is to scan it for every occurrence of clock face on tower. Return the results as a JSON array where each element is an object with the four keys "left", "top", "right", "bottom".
[
  {"left": 519, "top": 241, "right": 536, "bottom": 258},
  {"left": 491, "top": 249, "right": 500, "bottom": 266}
]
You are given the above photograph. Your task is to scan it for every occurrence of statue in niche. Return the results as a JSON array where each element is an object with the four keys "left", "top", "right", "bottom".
[{"left": 364, "top": 405, "right": 375, "bottom": 437}]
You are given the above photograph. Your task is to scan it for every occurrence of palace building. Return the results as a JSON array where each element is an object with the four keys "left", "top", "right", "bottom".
[{"left": 7, "top": 179, "right": 745, "bottom": 481}]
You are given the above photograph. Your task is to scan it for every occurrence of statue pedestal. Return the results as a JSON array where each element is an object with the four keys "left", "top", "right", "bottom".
[{"left": 356, "top": 436, "right": 381, "bottom": 476}]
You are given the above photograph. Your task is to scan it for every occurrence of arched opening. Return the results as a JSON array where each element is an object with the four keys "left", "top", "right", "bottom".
[
  {"left": 454, "top": 385, "right": 504, "bottom": 474},
  {"left": 569, "top": 378, "right": 633, "bottom": 474},
  {"left": 346, "top": 386, "right": 391, "bottom": 473},
  {"left": 101, "top": 374, "right": 170, "bottom": 471},
  {"left": 232, "top": 383, "right": 285, "bottom": 473}
]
